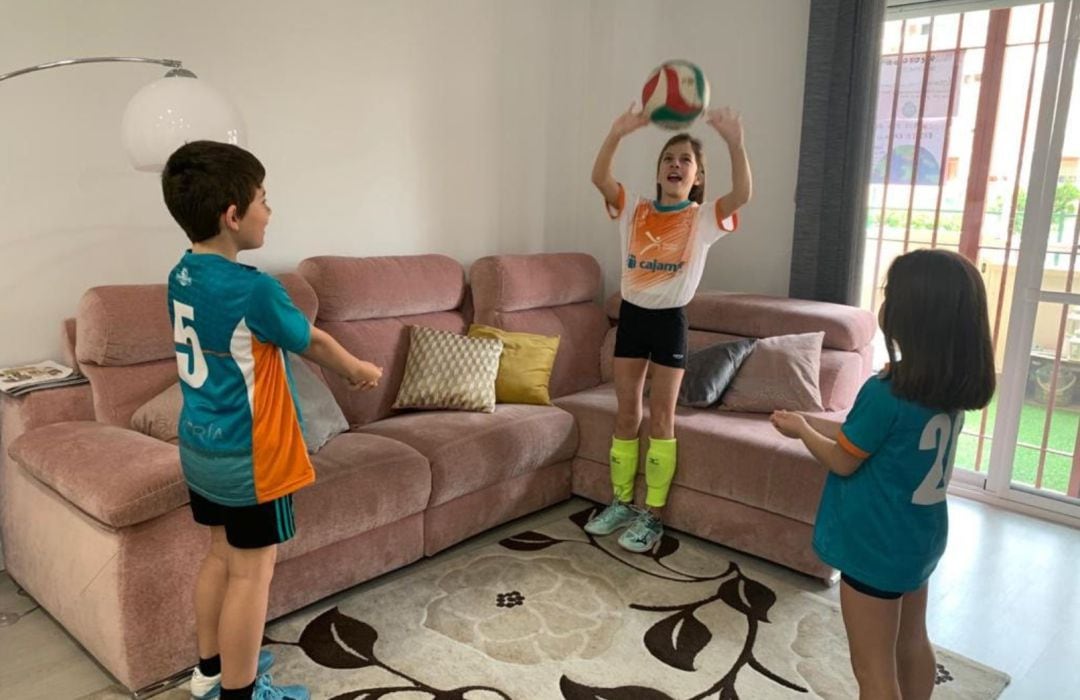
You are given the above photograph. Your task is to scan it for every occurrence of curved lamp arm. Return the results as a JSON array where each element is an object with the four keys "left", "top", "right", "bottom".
[
  {"left": 0, "top": 57, "right": 188, "bottom": 82},
  {"left": 0, "top": 56, "right": 245, "bottom": 172}
]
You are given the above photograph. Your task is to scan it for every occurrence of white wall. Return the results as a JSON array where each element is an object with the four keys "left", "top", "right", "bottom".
[{"left": 0, "top": 0, "right": 809, "bottom": 367}]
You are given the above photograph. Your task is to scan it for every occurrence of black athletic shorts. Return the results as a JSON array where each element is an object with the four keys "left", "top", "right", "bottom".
[
  {"left": 841, "top": 572, "right": 904, "bottom": 600},
  {"left": 189, "top": 489, "right": 296, "bottom": 549},
  {"left": 614, "top": 299, "right": 689, "bottom": 369}
]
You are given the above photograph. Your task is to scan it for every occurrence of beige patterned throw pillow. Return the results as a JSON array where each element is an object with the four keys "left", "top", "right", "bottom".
[{"left": 393, "top": 326, "right": 504, "bottom": 413}]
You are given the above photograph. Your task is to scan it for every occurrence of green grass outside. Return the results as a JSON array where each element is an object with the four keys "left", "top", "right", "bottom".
[{"left": 956, "top": 396, "right": 1076, "bottom": 494}]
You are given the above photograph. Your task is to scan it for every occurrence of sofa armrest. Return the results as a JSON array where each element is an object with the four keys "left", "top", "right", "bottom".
[
  {"left": 8, "top": 421, "right": 187, "bottom": 528},
  {"left": 606, "top": 291, "right": 876, "bottom": 352},
  {"left": 1, "top": 383, "right": 95, "bottom": 438}
]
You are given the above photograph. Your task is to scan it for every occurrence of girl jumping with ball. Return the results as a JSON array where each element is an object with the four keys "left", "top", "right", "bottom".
[{"left": 587, "top": 103, "right": 751, "bottom": 552}]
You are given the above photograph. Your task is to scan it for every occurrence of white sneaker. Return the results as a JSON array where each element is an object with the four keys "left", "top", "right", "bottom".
[{"left": 190, "top": 649, "right": 275, "bottom": 700}]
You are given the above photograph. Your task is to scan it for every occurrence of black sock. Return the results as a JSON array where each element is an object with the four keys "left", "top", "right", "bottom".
[
  {"left": 198, "top": 655, "right": 221, "bottom": 677},
  {"left": 221, "top": 681, "right": 255, "bottom": 700}
]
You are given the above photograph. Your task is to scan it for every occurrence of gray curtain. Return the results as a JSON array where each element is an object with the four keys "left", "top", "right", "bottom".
[{"left": 789, "top": 0, "right": 886, "bottom": 305}]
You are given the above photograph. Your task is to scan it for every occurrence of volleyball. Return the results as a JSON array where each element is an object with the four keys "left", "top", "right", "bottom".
[{"left": 641, "top": 60, "right": 710, "bottom": 130}]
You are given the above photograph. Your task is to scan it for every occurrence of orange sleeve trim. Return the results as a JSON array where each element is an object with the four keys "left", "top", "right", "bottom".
[
  {"left": 606, "top": 183, "right": 626, "bottom": 220},
  {"left": 715, "top": 201, "right": 739, "bottom": 232},
  {"left": 837, "top": 431, "right": 870, "bottom": 459}
]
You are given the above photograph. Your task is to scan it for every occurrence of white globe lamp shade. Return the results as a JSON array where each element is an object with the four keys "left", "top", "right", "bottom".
[{"left": 121, "top": 71, "right": 246, "bottom": 172}]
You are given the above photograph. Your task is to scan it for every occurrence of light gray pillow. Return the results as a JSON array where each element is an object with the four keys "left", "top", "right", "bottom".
[
  {"left": 130, "top": 354, "right": 348, "bottom": 453},
  {"left": 288, "top": 354, "right": 350, "bottom": 452},
  {"left": 720, "top": 332, "right": 825, "bottom": 413},
  {"left": 677, "top": 338, "right": 757, "bottom": 408}
]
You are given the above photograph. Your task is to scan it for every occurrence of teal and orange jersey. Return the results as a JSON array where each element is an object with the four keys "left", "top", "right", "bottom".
[
  {"left": 814, "top": 374, "right": 960, "bottom": 592},
  {"left": 168, "top": 251, "right": 314, "bottom": 506}
]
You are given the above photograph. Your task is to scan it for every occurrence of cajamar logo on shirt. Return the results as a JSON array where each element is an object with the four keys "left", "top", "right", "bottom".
[{"left": 625, "top": 202, "right": 695, "bottom": 290}]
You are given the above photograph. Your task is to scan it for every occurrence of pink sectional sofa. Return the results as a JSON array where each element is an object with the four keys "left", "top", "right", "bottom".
[
  {"left": 470, "top": 254, "right": 876, "bottom": 580},
  {"left": 0, "top": 252, "right": 874, "bottom": 693}
]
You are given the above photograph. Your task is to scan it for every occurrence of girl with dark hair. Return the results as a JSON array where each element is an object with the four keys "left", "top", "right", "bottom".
[{"left": 772, "top": 249, "right": 996, "bottom": 699}]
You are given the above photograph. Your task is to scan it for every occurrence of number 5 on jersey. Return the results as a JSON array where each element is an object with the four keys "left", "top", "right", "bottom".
[
  {"left": 913, "top": 413, "right": 964, "bottom": 506},
  {"left": 173, "top": 301, "right": 209, "bottom": 388}
]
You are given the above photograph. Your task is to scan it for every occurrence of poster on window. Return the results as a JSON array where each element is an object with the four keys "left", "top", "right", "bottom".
[{"left": 872, "top": 51, "right": 958, "bottom": 186}]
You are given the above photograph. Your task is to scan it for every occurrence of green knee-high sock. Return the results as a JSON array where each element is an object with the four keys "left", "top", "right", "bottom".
[
  {"left": 645, "top": 438, "right": 677, "bottom": 508},
  {"left": 609, "top": 437, "right": 639, "bottom": 503}
]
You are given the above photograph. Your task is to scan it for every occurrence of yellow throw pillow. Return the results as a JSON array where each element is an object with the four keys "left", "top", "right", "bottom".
[{"left": 468, "top": 324, "right": 560, "bottom": 405}]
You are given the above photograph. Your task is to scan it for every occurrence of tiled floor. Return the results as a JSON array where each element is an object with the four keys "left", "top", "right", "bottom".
[{"left": 1, "top": 496, "right": 1077, "bottom": 699}]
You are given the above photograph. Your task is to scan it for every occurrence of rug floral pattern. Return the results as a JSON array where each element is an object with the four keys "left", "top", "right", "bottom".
[{"left": 259, "top": 505, "right": 1009, "bottom": 700}]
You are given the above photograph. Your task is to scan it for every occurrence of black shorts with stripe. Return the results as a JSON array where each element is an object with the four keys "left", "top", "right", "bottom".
[{"left": 188, "top": 489, "right": 296, "bottom": 549}]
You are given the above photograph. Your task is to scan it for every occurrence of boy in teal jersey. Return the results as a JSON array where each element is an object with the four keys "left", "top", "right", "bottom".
[{"left": 162, "top": 141, "right": 382, "bottom": 700}]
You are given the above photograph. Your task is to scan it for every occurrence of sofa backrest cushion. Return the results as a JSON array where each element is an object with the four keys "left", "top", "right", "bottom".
[
  {"left": 75, "top": 273, "right": 317, "bottom": 426},
  {"left": 299, "top": 255, "right": 470, "bottom": 426},
  {"left": 470, "top": 253, "right": 610, "bottom": 398}
]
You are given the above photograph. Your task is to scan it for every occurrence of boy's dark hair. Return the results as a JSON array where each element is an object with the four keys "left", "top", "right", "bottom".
[
  {"left": 656, "top": 133, "right": 705, "bottom": 204},
  {"left": 882, "top": 249, "right": 996, "bottom": 411},
  {"left": 161, "top": 141, "right": 265, "bottom": 243}
]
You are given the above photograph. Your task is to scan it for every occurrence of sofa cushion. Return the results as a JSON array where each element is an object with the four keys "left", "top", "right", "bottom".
[
  {"left": 601, "top": 328, "right": 865, "bottom": 411},
  {"left": 75, "top": 273, "right": 318, "bottom": 427},
  {"left": 299, "top": 254, "right": 465, "bottom": 322},
  {"left": 555, "top": 384, "right": 832, "bottom": 525},
  {"left": 392, "top": 326, "right": 503, "bottom": 413},
  {"left": 358, "top": 404, "right": 577, "bottom": 507},
  {"left": 299, "top": 255, "right": 472, "bottom": 426},
  {"left": 677, "top": 338, "right": 756, "bottom": 408},
  {"left": 468, "top": 324, "right": 560, "bottom": 405},
  {"left": 129, "top": 354, "right": 349, "bottom": 453},
  {"left": 9, "top": 421, "right": 187, "bottom": 528},
  {"left": 470, "top": 254, "right": 610, "bottom": 398},
  {"left": 605, "top": 291, "right": 876, "bottom": 352},
  {"left": 8, "top": 421, "right": 431, "bottom": 549},
  {"left": 283, "top": 432, "right": 431, "bottom": 561},
  {"left": 720, "top": 332, "right": 825, "bottom": 412}
]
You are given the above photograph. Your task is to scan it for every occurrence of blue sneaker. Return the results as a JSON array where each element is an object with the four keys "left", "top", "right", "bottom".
[
  {"left": 583, "top": 500, "right": 639, "bottom": 536},
  {"left": 618, "top": 510, "right": 664, "bottom": 553},
  {"left": 252, "top": 673, "right": 309, "bottom": 700},
  {"left": 189, "top": 649, "right": 275, "bottom": 699}
]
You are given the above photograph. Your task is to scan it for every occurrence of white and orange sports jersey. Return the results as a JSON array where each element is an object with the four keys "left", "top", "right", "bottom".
[
  {"left": 606, "top": 183, "right": 738, "bottom": 309},
  {"left": 168, "top": 251, "right": 314, "bottom": 506}
]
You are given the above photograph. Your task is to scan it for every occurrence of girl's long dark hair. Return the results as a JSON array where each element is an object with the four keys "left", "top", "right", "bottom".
[{"left": 881, "top": 249, "right": 996, "bottom": 411}]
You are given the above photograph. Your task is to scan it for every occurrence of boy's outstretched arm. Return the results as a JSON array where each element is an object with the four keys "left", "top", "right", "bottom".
[
  {"left": 302, "top": 326, "right": 382, "bottom": 390},
  {"left": 591, "top": 103, "right": 649, "bottom": 209},
  {"left": 707, "top": 107, "right": 752, "bottom": 218}
]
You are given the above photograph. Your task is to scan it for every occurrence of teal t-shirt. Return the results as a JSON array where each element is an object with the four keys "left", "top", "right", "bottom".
[
  {"left": 813, "top": 374, "right": 963, "bottom": 592},
  {"left": 168, "top": 251, "right": 313, "bottom": 506}
]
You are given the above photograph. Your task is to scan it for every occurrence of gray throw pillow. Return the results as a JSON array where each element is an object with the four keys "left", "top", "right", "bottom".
[
  {"left": 677, "top": 338, "right": 757, "bottom": 408},
  {"left": 288, "top": 354, "right": 350, "bottom": 452},
  {"left": 131, "top": 353, "right": 349, "bottom": 454}
]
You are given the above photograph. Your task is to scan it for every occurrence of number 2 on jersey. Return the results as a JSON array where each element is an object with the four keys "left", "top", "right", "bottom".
[
  {"left": 173, "top": 301, "right": 209, "bottom": 388},
  {"left": 913, "top": 412, "right": 963, "bottom": 505}
]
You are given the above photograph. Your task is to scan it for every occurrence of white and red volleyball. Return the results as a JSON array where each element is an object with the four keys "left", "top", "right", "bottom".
[{"left": 641, "top": 60, "right": 710, "bottom": 130}]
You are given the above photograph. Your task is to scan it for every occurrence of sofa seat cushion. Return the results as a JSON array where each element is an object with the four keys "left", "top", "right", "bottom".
[
  {"left": 358, "top": 404, "right": 577, "bottom": 507},
  {"left": 282, "top": 432, "right": 431, "bottom": 561},
  {"left": 555, "top": 384, "right": 837, "bottom": 525},
  {"left": 9, "top": 421, "right": 187, "bottom": 528},
  {"left": 8, "top": 422, "right": 431, "bottom": 547}
]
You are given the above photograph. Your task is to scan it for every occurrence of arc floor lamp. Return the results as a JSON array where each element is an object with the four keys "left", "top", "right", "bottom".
[{"left": 0, "top": 56, "right": 246, "bottom": 172}]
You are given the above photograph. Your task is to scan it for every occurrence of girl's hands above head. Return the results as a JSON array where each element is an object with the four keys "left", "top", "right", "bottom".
[
  {"left": 707, "top": 107, "right": 744, "bottom": 145},
  {"left": 610, "top": 102, "right": 650, "bottom": 139}
]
